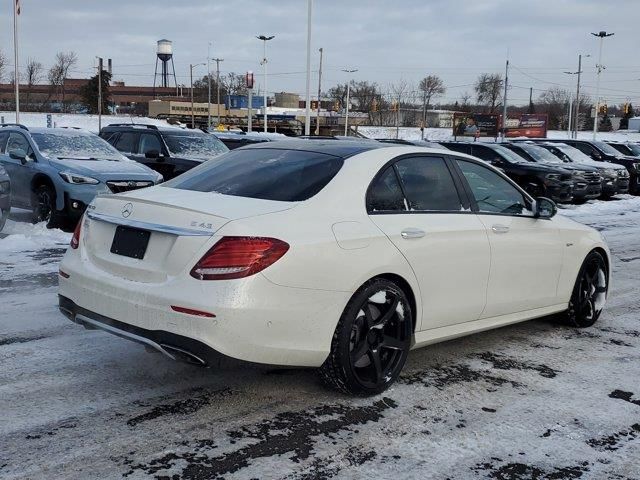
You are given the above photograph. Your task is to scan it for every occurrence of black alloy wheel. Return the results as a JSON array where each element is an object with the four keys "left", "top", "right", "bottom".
[
  {"left": 320, "top": 278, "right": 412, "bottom": 395},
  {"left": 567, "top": 251, "right": 608, "bottom": 328},
  {"left": 32, "top": 185, "right": 59, "bottom": 228}
]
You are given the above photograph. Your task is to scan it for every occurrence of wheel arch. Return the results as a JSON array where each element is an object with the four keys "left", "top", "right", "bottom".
[
  {"left": 369, "top": 272, "right": 419, "bottom": 333},
  {"left": 30, "top": 173, "right": 63, "bottom": 210},
  {"left": 591, "top": 246, "right": 610, "bottom": 280}
]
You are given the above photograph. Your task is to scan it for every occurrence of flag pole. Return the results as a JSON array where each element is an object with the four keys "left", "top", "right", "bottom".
[{"left": 13, "top": 0, "right": 20, "bottom": 123}]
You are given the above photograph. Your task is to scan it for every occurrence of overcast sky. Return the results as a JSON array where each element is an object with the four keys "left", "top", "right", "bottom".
[{"left": 3, "top": 0, "right": 639, "bottom": 106}]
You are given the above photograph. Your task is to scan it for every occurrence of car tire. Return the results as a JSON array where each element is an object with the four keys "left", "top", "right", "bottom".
[
  {"left": 319, "top": 278, "right": 413, "bottom": 396},
  {"left": 565, "top": 251, "right": 608, "bottom": 328},
  {"left": 0, "top": 208, "right": 7, "bottom": 233},
  {"left": 32, "top": 184, "right": 60, "bottom": 229}
]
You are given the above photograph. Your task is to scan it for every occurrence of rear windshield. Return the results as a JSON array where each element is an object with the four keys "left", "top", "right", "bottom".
[
  {"left": 519, "top": 144, "right": 563, "bottom": 163},
  {"left": 164, "top": 148, "right": 343, "bottom": 201}
]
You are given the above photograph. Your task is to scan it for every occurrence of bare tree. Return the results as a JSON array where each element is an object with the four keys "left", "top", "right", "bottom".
[
  {"left": 459, "top": 91, "right": 472, "bottom": 111},
  {"left": 0, "top": 50, "right": 6, "bottom": 83},
  {"left": 418, "top": 75, "right": 446, "bottom": 129},
  {"left": 538, "top": 87, "right": 572, "bottom": 129},
  {"left": 222, "top": 72, "right": 247, "bottom": 96},
  {"left": 390, "top": 79, "right": 410, "bottom": 131},
  {"left": 24, "top": 58, "right": 44, "bottom": 109},
  {"left": 48, "top": 51, "right": 78, "bottom": 111},
  {"left": 474, "top": 73, "right": 503, "bottom": 112}
]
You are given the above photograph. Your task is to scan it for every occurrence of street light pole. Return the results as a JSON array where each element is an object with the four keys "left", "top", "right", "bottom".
[
  {"left": 591, "top": 31, "right": 614, "bottom": 140},
  {"left": 257, "top": 35, "right": 275, "bottom": 133},
  {"left": 342, "top": 68, "right": 357, "bottom": 136},
  {"left": 315, "top": 47, "right": 323, "bottom": 136},
  {"left": 190, "top": 63, "right": 205, "bottom": 129},
  {"left": 207, "top": 42, "right": 212, "bottom": 130},
  {"left": 304, "top": 0, "right": 313, "bottom": 135}
]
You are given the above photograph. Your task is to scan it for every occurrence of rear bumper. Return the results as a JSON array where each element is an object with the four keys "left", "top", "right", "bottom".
[{"left": 58, "top": 249, "right": 348, "bottom": 367}]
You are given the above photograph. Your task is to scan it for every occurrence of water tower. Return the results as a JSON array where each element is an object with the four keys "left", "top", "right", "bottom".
[{"left": 153, "top": 39, "right": 177, "bottom": 94}]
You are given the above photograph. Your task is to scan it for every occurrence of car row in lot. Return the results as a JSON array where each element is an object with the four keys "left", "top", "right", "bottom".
[
  {"left": 59, "top": 140, "right": 610, "bottom": 395},
  {"left": 1, "top": 119, "right": 638, "bottom": 233},
  {"left": 0, "top": 124, "right": 163, "bottom": 229}
]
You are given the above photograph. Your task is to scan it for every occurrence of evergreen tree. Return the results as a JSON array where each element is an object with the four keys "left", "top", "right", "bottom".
[
  {"left": 80, "top": 70, "right": 112, "bottom": 114},
  {"left": 599, "top": 114, "right": 613, "bottom": 132},
  {"left": 619, "top": 103, "right": 634, "bottom": 130}
]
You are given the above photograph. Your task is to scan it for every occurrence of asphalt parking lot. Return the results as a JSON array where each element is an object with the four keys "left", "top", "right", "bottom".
[{"left": 1, "top": 198, "right": 639, "bottom": 480}]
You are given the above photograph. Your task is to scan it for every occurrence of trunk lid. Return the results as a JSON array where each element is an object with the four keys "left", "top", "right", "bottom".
[{"left": 82, "top": 186, "right": 296, "bottom": 283}]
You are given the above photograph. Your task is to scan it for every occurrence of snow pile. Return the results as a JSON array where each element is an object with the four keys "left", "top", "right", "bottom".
[
  {"left": 559, "top": 195, "right": 640, "bottom": 218},
  {"left": 358, "top": 125, "right": 640, "bottom": 143},
  {"left": 0, "top": 219, "right": 70, "bottom": 253},
  {"left": 0, "top": 112, "right": 174, "bottom": 134}
]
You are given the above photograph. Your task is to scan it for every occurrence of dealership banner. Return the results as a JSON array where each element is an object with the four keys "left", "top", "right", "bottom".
[
  {"left": 504, "top": 114, "right": 548, "bottom": 138},
  {"left": 453, "top": 113, "right": 500, "bottom": 139}
]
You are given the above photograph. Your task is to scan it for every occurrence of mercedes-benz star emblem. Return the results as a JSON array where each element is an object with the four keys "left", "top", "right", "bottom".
[{"left": 121, "top": 202, "right": 133, "bottom": 218}]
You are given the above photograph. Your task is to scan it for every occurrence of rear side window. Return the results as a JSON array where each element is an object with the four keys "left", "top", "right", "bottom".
[
  {"left": 367, "top": 166, "right": 407, "bottom": 212},
  {"left": 395, "top": 157, "right": 462, "bottom": 211},
  {"left": 139, "top": 133, "right": 163, "bottom": 155},
  {"left": 165, "top": 148, "right": 343, "bottom": 202}
]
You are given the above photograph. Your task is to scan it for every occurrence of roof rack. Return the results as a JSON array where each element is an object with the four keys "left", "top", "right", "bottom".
[
  {"left": 0, "top": 123, "right": 29, "bottom": 131},
  {"left": 102, "top": 123, "right": 159, "bottom": 130},
  {"left": 60, "top": 126, "right": 82, "bottom": 130}
]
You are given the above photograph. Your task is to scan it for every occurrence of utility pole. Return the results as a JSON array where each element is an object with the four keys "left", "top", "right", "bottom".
[
  {"left": 529, "top": 87, "right": 533, "bottom": 109},
  {"left": 315, "top": 47, "right": 323, "bottom": 136},
  {"left": 564, "top": 54, "right": 589, "bottom": 139},
  {"left": 567, "top": 94, "right": 572, "bottom": 138},
  {"left": 212, "top": 58, "right": 224, "bottom": 126},
  {"left": 207, "top": 42, "right": 212, "bottom": 130},
  {"left": 97, "top": 57, "right": 103, "bottom": 131},
  {"left": 342, "top": 68, "right": 357, "bottom": 136},
  {"left": 501, "top": 59, "right": 509, "bottom": 141},
  {"left": 246, "top": 71, "right": 254, "bottom": 132},
  {"left": 304, "top": 0, "right": 313, "bottom": 135},
  {"left": 13, "top": 0, "right": 20, "bottom": 122},
  {"left": 591, "top": 31, "right": 614, "bottom": 140},
  {"left": 257, "top": 35, "right": 275, "bottom": 133}
]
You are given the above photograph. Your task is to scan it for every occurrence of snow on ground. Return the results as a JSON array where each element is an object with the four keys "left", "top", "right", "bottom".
[
  {"left": 0, "top": 111, "right": 175, "bottom": 134},
  {"left": 359, "top": 125, "right": 640, "bottom": 143},
  {"left": 1, "top": 198, "right": 640, "bottom": 479}
]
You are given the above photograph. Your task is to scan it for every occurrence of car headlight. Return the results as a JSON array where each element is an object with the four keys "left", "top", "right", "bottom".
[
  {"left": 634, "top": 163, "right": 640, "bottom": 171},
  {"left": 602, "top": 169, "right": 616, "bottom": 177},
  {"left": 59, "top": 171, "right": 100, "bottom": 185},
  {"left": 154, "top": 172, "right": 164, "bottom": 184},
  {"left": 0, "top": 180, "right": 9, "bottom": 194},
  {"left": 618, "top": 169, "right": 629, "bottom": 177},
  {"left": 571, "top": 171, "right": 585, "bottom": 179},
  {"left": 545, "top": 173, "right": 561, "bottom": 181}
]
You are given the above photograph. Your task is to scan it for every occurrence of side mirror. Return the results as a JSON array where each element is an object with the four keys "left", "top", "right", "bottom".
[
  {"left": 491, "top": 158, "right": 503, "bottom": 167},
  {"left": 144, "top": 149, "right": 160, "bottom": 159},
  {"left": 9, "top": 148, "right": 27, "bottom": 164},
  {"left": 533, "top": 197, "right": 557, "bottom": 219}
]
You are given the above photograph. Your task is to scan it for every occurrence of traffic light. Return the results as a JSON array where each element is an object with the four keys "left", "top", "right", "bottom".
[
  {"left": 333, "top": 101, "right": 340, "bottom": 111},
  {"left": 371, "top": 98, "right": 378, "bottom": 112},
  {"left": 391, "top": 101, "right": 398, "bottom": 112},
  {"left": 599, "top": 104, "right": 607, "bottom": 115},
  {"left": 623, "top": 103, "right": 630, "bottom": 115}
]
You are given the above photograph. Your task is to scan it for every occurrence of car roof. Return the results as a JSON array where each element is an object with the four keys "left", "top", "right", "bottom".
[{"left": 240, "top": 139, "right": 388, "bottom": 158}]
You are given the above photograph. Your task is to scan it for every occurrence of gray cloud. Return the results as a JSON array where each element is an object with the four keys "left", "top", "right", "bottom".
[{"left": 2, "top": 0, "right": 638, "bottom": 105}]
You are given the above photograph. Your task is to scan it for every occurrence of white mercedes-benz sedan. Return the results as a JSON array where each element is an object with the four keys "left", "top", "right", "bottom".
[{"left": 58, "top": 140, "right": 610, "bottom": 395}]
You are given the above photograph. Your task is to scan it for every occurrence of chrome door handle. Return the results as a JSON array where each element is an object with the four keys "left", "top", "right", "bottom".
[
  {"left": 401, "top": 228, "right": 426, "bottom": 239},
  {"left": 491, "top": 224, "right": 510, "bottom": 234}
]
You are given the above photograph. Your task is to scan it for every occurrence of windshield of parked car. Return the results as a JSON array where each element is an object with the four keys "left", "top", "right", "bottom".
[
  {"left": 163, "top": 133, "right": 229, "bottom": 161},
  {"left": 165, "top": 148, "right": 343, "bottom": 201},
  {"left": 593, "top": 141, "right": 624, "bottom": 157},
  {"left": 615, "top": 143, "right": 640, "bottom": 156},
  {"left": 32, "top": 132, "right": 126, "bottom": 161},
  {"left": 491, "top": 144, "right": 528, "bottom": 163},
  {"left": 553, "top": 145, "right": 594, "bottom": 164},
  {"left": 519, "top": 144, "right": 564, "bottom": 163}
]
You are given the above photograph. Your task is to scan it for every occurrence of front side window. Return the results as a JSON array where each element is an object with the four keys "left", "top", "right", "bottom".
[
  {"left": 139, "top": 133, "right": 163, "bottom": 155},
  {"left": 457, "top": 160, "right": 530, "bottom": 216},
  {"left": 113, "top": 132, "right": 137, "bottom": 153},
  {"left": 394, "top": 157, "right": 462, "bottom": 212},
  {"left": 367, "top": 166, "right": 406, "bottom": 212},
  {"left": 165, "top": 148, "right": 343, "bottom": 202}
]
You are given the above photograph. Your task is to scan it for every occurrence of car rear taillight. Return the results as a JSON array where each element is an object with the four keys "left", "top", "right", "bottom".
[
  {"left": 191, "top": 236, "right": 289, "bottom": 280},
  {"left": 70, "top": 217, "right": 83, "bottom": 249}
]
